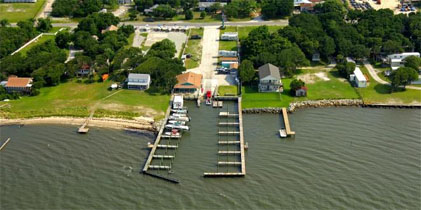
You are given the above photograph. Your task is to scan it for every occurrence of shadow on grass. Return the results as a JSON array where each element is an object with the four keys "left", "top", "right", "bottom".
[
  {"left": 328, "top": 70, "right": 342, "bottom": 79},
  {"left": 373, "top": 84, "right": 393, "bottom": 94}
]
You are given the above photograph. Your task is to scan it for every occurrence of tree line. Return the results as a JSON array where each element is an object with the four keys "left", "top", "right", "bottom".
[{"left": 51, "top": 0, "right": 119, "bottom": 17}]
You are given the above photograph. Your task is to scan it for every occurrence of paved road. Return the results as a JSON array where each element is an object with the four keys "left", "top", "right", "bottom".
[
  {"left": 51, "top": 19, "right": 289, "bottom": 28},
  {"left": 363, "top": 60, "right": 421, "bottom": 90},
  {"left": 37, "top": 0, "right": 55, "bottom": 19}
]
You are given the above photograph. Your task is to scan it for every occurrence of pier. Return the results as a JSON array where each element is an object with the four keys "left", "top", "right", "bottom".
[
  {"left": 0, "top": 138, "right": 11, "bottom": 151},
  {"left": 78, "top": 111, "right": 94, "bottom": 133},
  {"left": 204, "top": 97, "right": 246, "bottom": 177},
  {"left": 281, "top": 108, "right": 295, "bottom": 137}
]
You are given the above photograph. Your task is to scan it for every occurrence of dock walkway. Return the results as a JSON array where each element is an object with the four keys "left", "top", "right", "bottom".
[
  {"left": 204, "top": 97, "right": 246, "bottom": 177},
  {"left": 281, "top": 108, "right": 295, "bottom": 136}
]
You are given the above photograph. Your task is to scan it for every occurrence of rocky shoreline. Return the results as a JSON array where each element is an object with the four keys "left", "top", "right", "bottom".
[{"left": 242, "top": 99, "right": 364, "bottom": 113}]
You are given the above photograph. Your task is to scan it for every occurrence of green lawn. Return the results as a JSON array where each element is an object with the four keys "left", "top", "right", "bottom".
[
  {"left": 18, "top": 34, "right": 55, "bottom": 56},
  {"left": 125, "top": 33, "right": 135, "bottom": 49},
  {"left": 357, "top": 66, "right": 421, "bottom": 105},
  {"left": 184, "top": 28, "right": 204, "bottom": 69},
  {"left": 242, "top": 69, "right": 361, "bottom": 108},
  {"left": 0, "top": 0, "right": 46, "bottom": 22},
  {"left": 218, "top": 85, "right": 238, "bottom": 96},
  {"left": 237, "top": 25, "right": 284, "bottom": 39},
  {"left": 0, "top": 81, "right": 170, "bottom": 119}
]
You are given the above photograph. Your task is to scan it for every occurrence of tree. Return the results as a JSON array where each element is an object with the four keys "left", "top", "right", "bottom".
[
  {"left": 185, "top": 9, "right": 193, "bottom": 20},
  {"left": 55, "top": 31, "right": 71, "bottom": 49},
  {"left": 152, "top": 5, "right": 177, "bottom": 19},
  {"left": 200, "top": 11, "right": 206, "bottom": 19},
  {"left": 390, "top": 67, "right": 419, "bottom": 91},
  {"left": 135, "top": 0, "right": 154, "bottom": 13},
  {"left": 224, "top": 0, "right": 256, "bottom": 19},
  {"left": 0, "top": 19, "right": 10, "bottom": 27},
  {"left": 261, "top": 0, "right": 293, "bottom": 19},
  {"left": 208, "top": 2, "right": 222, "bottom": 14},
  {"left": 238, "top": 60, "right": 255, "bottom": 84},
  {"left": 146, "top": 39, "right": 177, "bottom": 59},
  {"left": 129, "top": 10, "right": 138, "bottom": 21},
  {"left": 319, "top": 36, "right": 335, "bottom": 58},
  {"left": 404, "top": 56, "right": 421, "bottom": 71},
  {"left": 290, "top": 79, "right": 305, "bottom": 96},
  {"left": 278, "top": 46, "right": 309, "bottom": 76},
  {"left": 336, "top": 61, "right": 355, "bottom": 79},
  {"left": 36, "top": 18, "right": 52, "bottom": 32}
]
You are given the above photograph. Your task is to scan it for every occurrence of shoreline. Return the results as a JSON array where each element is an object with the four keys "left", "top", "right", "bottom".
[{"left": 0, "top": 117, "right": 157, "bottom": 132}]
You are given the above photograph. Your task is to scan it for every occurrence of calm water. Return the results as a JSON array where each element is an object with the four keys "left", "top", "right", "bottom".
[{"left": 1, "top": 105, "right": 420, "bottom": 209}]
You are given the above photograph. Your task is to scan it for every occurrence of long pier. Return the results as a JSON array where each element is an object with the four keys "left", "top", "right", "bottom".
[
  {"left": 204, "top": 97, "right": 246, "bottom": 177},
  {"left": 0, "top": 138, "right": 11, "bottom": 151},
  {"left": 281, "top": 108, "right": 295, "bottom": 136}
]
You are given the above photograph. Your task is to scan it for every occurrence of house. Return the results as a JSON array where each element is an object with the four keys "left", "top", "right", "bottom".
[
  {"left": 144, "top": 4, "right": 159, "bottom": 14},
  {"left": 4, "top": 0, "right": 36, "bottom": 2},
  {"left": 258, "top": 63, "right": 282, "bottom": 92},
  {"left": 198, "top": 2, "right": 227, "bottom": 11},
  {"left": 350, "top": 67, "right": 367, "bottom": 88},
  {"left": 118, "top": 0, "right": 132, "bottom": 4},
  {"left": 218, "top": 50, "right": 238, "bottom": 57},
  {"left": 173, "top": 72, "right": 203, "bottom": 94},
  {"left": 294, "top": 0, "right": 321, "bottom": 12},
  {"left": 101, "top": 25, "right": 118, "bottom": 34},
  {"left": 387, "top": 52, "right": 420, "bottom": 70},
  {"left": 4, "top": 76, "right": 33, "bottom": 93},
  {"left": 295, "top": 87, "right": 307, "bottom": 97},
  {"left": 220, "top": 32, "right": 238, "bottom": 41},
  {"left": 127, "top": 73, "right": 151, "bottom": 90},
  {"left": 77, "top": 64, "right": 91, "bottom": 76},
  {"left": 312, "top": 53, "right": 320, "bottom": 62}
]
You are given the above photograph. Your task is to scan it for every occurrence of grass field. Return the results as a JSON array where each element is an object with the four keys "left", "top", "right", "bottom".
[
  {"left": 237, "top": 25, "right": 284, "bottom": 39},
  {"left": 184, "top": 28, "right": 204, "bottom": 69},
  {"left": 357, "top": 66, "right": 421, "bottom": 105},
  {"left": 0, "top": 0, "right": 46, "bottom": 22},
  {"left": 242, "top": 69, "right": 360, "bottom": 108},
  {"left": 218, "top": 85, "right": 238, "bottom": 96},
  {"left": 0, "top": 80, "right": 170, "bottom": 119},
  {"left": 18, "top": 34, "right": 55, "bottom": 55},
  {"left": 125, "top": 33, "right": 135, "bottom": 49}
]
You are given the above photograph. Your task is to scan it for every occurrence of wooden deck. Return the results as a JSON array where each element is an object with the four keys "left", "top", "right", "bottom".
[{"left": 281, "top": 108, "right": 295, "bottom": 136}]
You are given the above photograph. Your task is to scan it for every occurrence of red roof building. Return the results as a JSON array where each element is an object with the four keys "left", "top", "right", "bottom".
[{"left": 5, "top": 76, "right": 33, "bottom": 93}]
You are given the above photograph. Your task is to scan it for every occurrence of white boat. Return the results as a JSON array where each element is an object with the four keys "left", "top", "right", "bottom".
[
  {"left": 171, "top": 109, "right": 187, "bottom": 114},
  {"left": 171, "top": 113, "right": 187, "bottom": 117},
  {"left": 168, "top": 116, "right": 190, "bottom": 122},
  {"left": 167, "top": 120, "right": 186, "bottom": 125},
  {"left": 165, "top": 124, "right": 190, "bottom": 131},
  {"left": 162, "top": 131, "right": 181, "bottom": 138},
  {"left": 279, "top": 129, "right": 287, "bottom": 138}
]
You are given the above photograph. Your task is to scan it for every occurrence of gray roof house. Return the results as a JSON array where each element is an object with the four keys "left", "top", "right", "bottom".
[
  {"left": 258, "top": 63, "right": 282, "bottom": 92},
  {"left": 127, "top": 73, "right": 151, "bottom": 90}
]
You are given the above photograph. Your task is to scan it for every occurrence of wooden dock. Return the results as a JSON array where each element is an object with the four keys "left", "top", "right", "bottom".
[
  {"left": 142, "top": 105, "right": 172, "bottom": 172},
  {"left": 281, "top": 108, "right": 295, "bottom": 136},
  {"left": 0, "top": 138, "right": 11, "bottom": 151},
  {"left": 204, "top": 97, "right": 246, "bottom": 177},
  {"left": 213, "top": 101, "right": 223, "bottom": 108},
  {"left": 78, "top": 111, "right": 94, "bottom": 133}
]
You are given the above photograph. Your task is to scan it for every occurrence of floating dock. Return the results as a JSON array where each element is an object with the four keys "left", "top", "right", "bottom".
[
  {"left": 213, "top": 101, "right": 223, "bottom": 108},
  {"left": 281, "top": 108, "right": 295, "bottom": 137},
  {"left": 204, "top": 97, "right": 246, "bottom": 177}
]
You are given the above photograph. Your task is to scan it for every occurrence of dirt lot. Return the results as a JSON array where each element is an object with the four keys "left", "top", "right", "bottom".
[{"left": 144, "top": 32, "right": 187, "bottom": 57}]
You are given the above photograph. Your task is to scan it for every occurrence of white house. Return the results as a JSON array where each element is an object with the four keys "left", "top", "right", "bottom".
[
  {"left": 387, "top": 52, "right": 420, "bottom": 70},
  {"left": 218, "top": 50, "right": 237, "bottom": 57},
  {"left": 258, "top": 63, "right": 282, "bottom": 92},
  {"left": 350, "top": 67, "right": 367, "bottom": 88},
  {"left": 198, "top": 2, "right": 227, "bottom": 11},
  {"left": 127, "top": 73, "right": 151, "bottom": 90},
  {"left": 220, "top": 32, "right": 238, "bottom": 41}
]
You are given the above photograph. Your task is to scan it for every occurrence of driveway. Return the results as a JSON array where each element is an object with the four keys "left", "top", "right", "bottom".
[
  {"left": 132, "top": 29, "right": 145, "bottom": 48},
  {"left": 363, "top": 60, "right": 421, "bottom": 90},
  {"left": 112, "top": 5, "right": 131, "bottom": 17},
  {"left": 37, "top": 0, "right": 55, "bottom": 18}
]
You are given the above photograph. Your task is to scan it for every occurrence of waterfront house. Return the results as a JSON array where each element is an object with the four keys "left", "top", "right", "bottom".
[
  {"left": 127, "top": 73, "right": 151, "bottom": 90},
  {"left": 4, "top": 76, "right": 33, "bottom": 93},
  {"left": 77, "top": 64, "right": 92, "bottom": 76},
  {"left": 258, "top": 63, "right": 282, "bottom": 92},
  {"left": 220, "top": 32, "right": 238, "bottom": 41},
  {"left": 312, "top": 53, "right": 320, "bottom": 62},
  {"left": 295, "top": 87, "right": 307, "bottom": 97},
  {"left": 349, "top": 67, "right": 367, "bottom": 88},
  {"left": 174, "top": 72, "right": 203, "bottom": 95},
  {"left": 387, "top": 52, "right": 420, "bottom": 70},
  {"left": 218, "top": 50, "right": 238, "bottom": 57}
]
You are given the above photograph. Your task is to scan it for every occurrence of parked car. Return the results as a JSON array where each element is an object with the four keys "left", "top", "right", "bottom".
[{"left": 190, "top": 35, "right": 202, "bottom": 39}]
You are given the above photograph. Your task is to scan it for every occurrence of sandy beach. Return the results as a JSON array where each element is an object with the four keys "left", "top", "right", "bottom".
[{"left": 0, "top": 117, "right": 156, "bottom": 131}]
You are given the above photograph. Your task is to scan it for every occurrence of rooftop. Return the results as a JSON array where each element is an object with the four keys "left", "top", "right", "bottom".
[
  {"left": 258, "top": 63, "right": 281, "bottom": 80},
  {"left": 6, "top": 77, "right": 33, "bottom": 88},
  {"left": 174, "top": 72, "right": 202, "bottom": 89}
]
